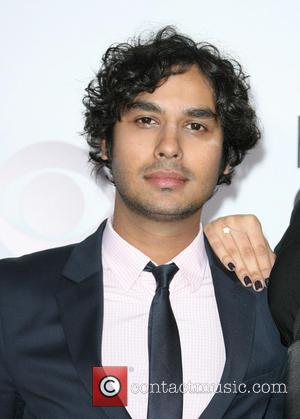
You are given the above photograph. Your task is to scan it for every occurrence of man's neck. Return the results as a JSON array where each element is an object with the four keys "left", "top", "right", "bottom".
[{"left": 112, "top": 200, "right": 202, "bottom": 265}]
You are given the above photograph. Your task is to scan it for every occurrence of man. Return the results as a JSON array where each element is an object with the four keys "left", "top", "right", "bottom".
[
  {"left": 0, "top": 27, "right": 286, "bottom": 419},
  {"left": 205, "top": 197, "right": 300, "bottom": 418}
]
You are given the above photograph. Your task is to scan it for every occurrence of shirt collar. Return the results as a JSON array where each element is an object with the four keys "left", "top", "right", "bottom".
[
  {"left": 102, "top": 218, "right": 151, "bottom": 291},
  {"left": 171, "top": 225, "right": 208, "bottom": 293},
  {"left": 102, "top": 217, "right": 208, "bottom": 293}
]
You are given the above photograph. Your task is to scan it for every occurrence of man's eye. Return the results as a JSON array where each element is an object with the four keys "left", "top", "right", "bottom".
[
  {"left": 187, "top": 122, "right": 206, "bottom": 131},
  {"left": 136, "top": 117, "right": 156, "bottom": 126}
]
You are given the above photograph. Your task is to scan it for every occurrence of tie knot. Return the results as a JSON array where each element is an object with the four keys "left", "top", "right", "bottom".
[{"left": 144, "top": 261, "right": 179, "bottom": 289}]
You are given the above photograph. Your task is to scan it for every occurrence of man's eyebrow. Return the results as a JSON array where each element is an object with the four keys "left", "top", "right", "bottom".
[
  {"left": 183, "top": 107, "right": 218, "bottom": 120},
  {"left": 126, "top": 101, "right": 218, "bottom": 120},
  {"left": 126, "top": 101, "right": 163, "bottom": 113}
]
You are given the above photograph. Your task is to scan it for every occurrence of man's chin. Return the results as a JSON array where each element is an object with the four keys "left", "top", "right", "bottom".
[{"left": 123, "top": 201, "right": 202, "bottom": 222}]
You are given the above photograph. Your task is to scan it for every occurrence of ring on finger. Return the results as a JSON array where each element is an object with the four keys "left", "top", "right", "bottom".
[{"left": 223, "top": 226, "right": 231, "bottom": 234}]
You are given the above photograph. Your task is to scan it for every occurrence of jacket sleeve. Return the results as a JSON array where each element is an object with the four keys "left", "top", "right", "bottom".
[
  {"left": 0, "top": 311, "right": 24, "bottom": 419},
  {"left": 283, "top": 340, "right": 300, "bottom": 418},
  {"left": 269, "top": 199, "right": 300, "bottom": 346}
]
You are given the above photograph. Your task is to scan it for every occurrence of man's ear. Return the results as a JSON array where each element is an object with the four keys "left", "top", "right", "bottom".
[{"left": 100, "top": 139, "right": 109, "bottom": 161}]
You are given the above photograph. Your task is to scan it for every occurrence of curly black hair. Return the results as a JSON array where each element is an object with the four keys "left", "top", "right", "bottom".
[{"left": 83, "top": 26, "right": 260, "bottom": 185}]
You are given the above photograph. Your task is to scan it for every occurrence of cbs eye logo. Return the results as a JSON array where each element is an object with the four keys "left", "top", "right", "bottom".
[
  {"left": 93, "top": 366, "right": 128, "bottom": 407},
  {"left": 0, "top": 142, "right": 113, "bottom": 258}
]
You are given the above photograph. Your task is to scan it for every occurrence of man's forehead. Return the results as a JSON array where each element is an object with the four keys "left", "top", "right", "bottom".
[{"left": 134, "top": 66, "right": 213, "bottom": 100}]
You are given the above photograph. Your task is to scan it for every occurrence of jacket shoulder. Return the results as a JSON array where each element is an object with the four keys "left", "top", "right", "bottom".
[
  {"left": 274, "top": 199, "right": 300, "bottom": 255},
  {"left": 0, "top": 243, "right": 75, "bottom": 288}
]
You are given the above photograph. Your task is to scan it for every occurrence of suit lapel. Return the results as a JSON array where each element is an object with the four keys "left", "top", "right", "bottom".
[
  {"left": 199, "top": 237, "right": 256, "bottom": 419},
  {"left": 56, "top": 219, "right": 131, "bottom": 418}
]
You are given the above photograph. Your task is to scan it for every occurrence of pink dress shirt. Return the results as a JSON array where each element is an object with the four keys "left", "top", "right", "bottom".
[{"left": 101, "top": 218, "right": 225, "bottom": 418}]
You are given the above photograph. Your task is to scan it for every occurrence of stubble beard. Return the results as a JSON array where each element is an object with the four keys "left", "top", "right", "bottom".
[{"left": 113, "top": 173, "right": 216, "bottom": 222}]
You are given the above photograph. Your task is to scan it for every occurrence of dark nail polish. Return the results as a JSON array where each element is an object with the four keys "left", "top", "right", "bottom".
[
  {"left": 254, "top": 280, "right": 263, "bottom": 291},
  {"left": 228, "top": 262, "right": 235, "bottom": 271},
  {"left": 243, "top": 276, "right": 252, "bottom": 286}
]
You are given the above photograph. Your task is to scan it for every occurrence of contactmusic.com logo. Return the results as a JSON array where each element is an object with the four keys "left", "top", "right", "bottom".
[{"left": 93, "top": 366, "right": 128, "bottom": 406}]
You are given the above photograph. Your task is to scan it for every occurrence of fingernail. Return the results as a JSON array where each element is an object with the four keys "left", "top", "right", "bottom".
[
  {"left": 254, "top": 280, "right": 263, "bottom": 291},
  {"left": 243, "top": 276, "right": 252, "bottom": 286},
  {"left": 227, "top": 262, "right": 235, "bottom": 271}
]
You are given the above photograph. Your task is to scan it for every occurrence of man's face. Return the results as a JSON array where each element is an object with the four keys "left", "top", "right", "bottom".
[{"left": 105, "top": 65, "right": 226, "bottom": 221}]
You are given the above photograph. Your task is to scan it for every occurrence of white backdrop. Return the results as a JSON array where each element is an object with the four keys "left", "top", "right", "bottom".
[{"left": 1, "top": 0, "right": 299, "bottom": 257}]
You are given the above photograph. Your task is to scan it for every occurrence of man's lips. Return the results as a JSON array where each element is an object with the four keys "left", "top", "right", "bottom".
[{"left": 144, "top": 170, "right": 188, "bottom": 188}]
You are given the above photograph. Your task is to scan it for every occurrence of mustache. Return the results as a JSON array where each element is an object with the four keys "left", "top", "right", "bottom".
[{"left": 141, "top": 162, "right": 194, "bottom": 180}]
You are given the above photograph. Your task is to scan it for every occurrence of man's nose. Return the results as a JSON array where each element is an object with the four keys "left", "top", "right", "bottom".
[{"left": 154, "top": 125, "right": 183, "bottom": 160}]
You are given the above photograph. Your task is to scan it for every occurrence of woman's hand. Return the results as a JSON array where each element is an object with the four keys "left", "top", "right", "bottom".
[{"left": 204, "top": 214, "right": 275, "bottom": 292}]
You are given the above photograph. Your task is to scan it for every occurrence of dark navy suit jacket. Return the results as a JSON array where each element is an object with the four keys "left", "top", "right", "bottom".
[{"left": 0, "top": 220, "right": 287, "bottom": 419}]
